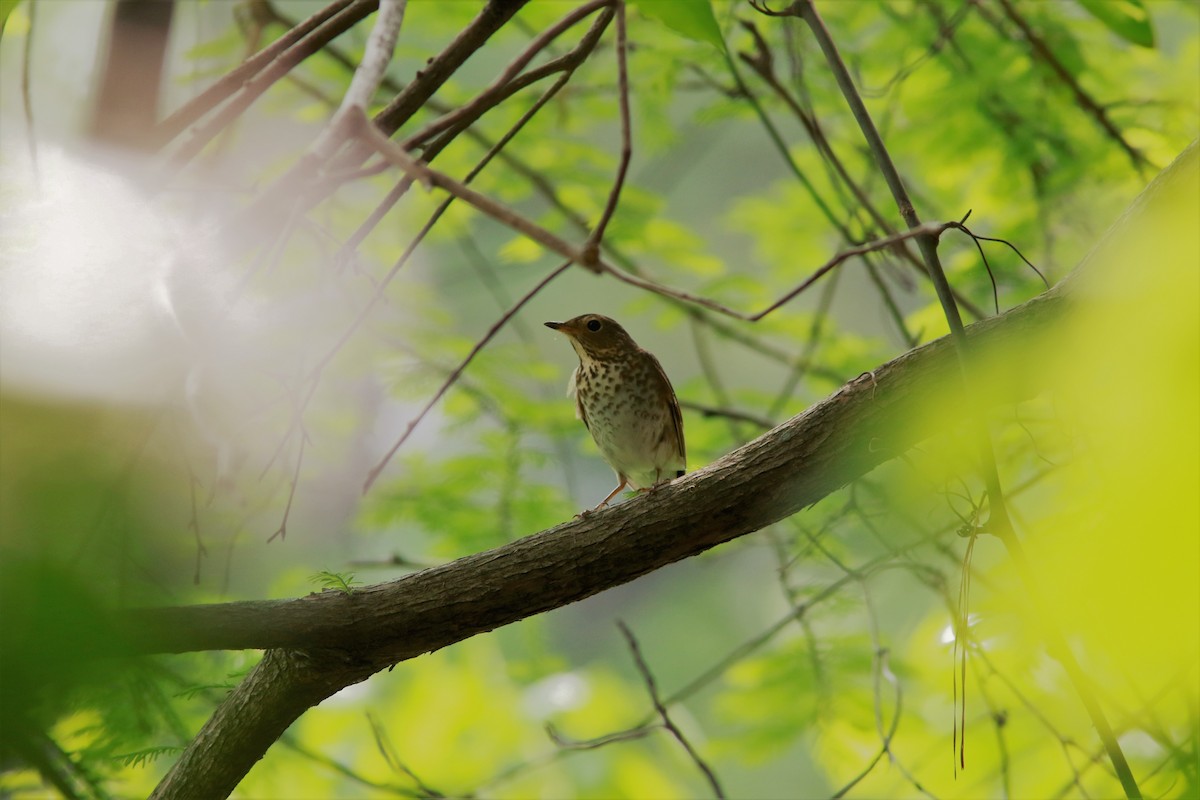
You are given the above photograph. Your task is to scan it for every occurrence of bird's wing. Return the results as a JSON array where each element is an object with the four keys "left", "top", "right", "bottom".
[
  {"left": 569, "top": 365, "right": 590, "bottom": 431},
  {"left": 649, "top": 353, "right": 685, "bottom": 469}
]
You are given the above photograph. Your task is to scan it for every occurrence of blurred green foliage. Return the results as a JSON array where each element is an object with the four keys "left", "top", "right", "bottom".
[{"left": 0, "top": 0, "right": 1197, "bottom": 797}]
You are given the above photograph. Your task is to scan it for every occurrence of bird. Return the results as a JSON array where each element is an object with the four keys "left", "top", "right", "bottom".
[{"left": 545, "top": 314, "right": 685, "bottom": 509}]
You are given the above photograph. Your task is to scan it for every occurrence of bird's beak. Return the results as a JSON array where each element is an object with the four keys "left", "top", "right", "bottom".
[{"left": 546, "top": 320, "right": 580, "bottom": 337}]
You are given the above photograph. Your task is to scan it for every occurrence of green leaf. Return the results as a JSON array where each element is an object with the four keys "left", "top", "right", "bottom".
[
  {"left": 629, "top": 0, "right": 726, "bottom": 53},
  {"left": 309, "top": 570, "right": 361, "bottom": 595},
  {"left": 0, "top": 0, "right": 24, "bottom": 39},
  {"left": 1076, "top": 0, "right": 1154, "bottom": 48},
  {"left": 112, "top": 746, "right": 184, "bottom": 769}
]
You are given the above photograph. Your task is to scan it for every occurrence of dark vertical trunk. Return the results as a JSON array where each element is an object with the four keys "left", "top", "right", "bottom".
[{"left": 90, "top": 0, "right": 175, "bottom": 149}]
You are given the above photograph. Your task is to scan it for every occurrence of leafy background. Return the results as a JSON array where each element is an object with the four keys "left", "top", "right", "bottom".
[{"left": 0, "top": 0, "right": 1197, "bottom": 797}]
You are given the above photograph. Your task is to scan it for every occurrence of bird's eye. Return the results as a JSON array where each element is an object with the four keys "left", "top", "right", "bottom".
[{"left": 586, "top": 318, "right": 602, "bottom": 332}]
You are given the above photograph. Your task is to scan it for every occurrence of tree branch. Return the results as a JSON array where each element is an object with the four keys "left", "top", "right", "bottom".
[
  {"left": 236, "top": 0, "right": 530, "bottom": 230},
  {"left": 123, "top": 283, "right": 1066, "bottom": 659},
  {"left": 149, "top": 648, "right": 372, "bottom": 800},
  {"left": 130, "top": 137, "right": 1198, "bottom": 800},
  {"left": 132, "top": 277, "right": 1065, "bottom": 798}
]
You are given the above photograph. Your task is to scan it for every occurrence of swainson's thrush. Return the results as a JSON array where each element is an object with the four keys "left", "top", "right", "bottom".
[{"left": 545, "top": 314, "right": 686, "bottom": 509}]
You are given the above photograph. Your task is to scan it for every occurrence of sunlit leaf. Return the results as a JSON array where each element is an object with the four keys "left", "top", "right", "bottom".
[
  {"left": 1077, "top": 0, "right": 1155, "bottom": 48},
  {"left": 0, "top": 0, "right": 23, "bottom": 38},
  {"left": 629, "top": 0, "right": 726, "bottom": 53}
]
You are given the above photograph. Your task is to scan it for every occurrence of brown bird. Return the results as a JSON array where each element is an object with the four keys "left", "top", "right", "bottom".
[{"left": 545, "top": 314, "right": 686, "bottom": 509}]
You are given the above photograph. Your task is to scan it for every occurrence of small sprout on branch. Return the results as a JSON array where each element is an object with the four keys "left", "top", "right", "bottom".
[{"left": 310, "top": 570, "right": 361, "bottom": 595}]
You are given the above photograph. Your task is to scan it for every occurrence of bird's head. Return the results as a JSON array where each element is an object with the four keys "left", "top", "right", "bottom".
[{"left": 544, "top": 314, "right": 637, "bottom": 361}]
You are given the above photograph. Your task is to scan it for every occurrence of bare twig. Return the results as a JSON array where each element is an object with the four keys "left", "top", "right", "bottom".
[
  {"left": 779, "top": 3, "right": 1141, "bottom": 797},
  {"left": 276, "top": 732, "right": 418, "bottom": 797},
  {"left": 164, "top": 0, "right": 375, "bottom": 169},
  {"left": 267, "top": 432, "right": 306, "bottom": 543},
  {"left": 737, "top": 19, "right": 986, "bottom": 321},
  {"left": 678, "top": 402, "right": 776, "bottom": 431},
  {"left": 365, "top": 713, "right": 445, "bottom": 797},
  {"left": 153, "top": 0, "right": 361, "bottom": 148},
  {"left": 767, "top": 266, "right": 840, "bottom": 418},
  {"left": 582, "top": 0, "right": 630, "bottom": 266},
  {"left": 310, "top": 0, "right": 407, "bottom": 160},
  {"left": 399, "top": 0, "right": 612, "bottom": 151},
  {"left": 546, "top": 722, "right": 653, "bottom": 750},
  {"left": 347, "top": 553, "right": 440, "bottom": 570},
  {"left": 338, "top": 2, "right": 614, "bottom": 256},
  {"left": 603, "top": 221, "right": 961, "bottom": 321},
  {"left": 354, "top": 111, "right": 590, "bottom": 263},
  {"left": 20, "top": 0, "right": 38, "bottom": 176},
  {"left": 263, "top": 45, "right": 608, "bottom": 502},
  {"left": 862, "top": 0, "right": 978, "bottom": 98},
  {"left": 991, "top": 0, "right": 1152, "bottom": 174},
  {"left": 362, "top": 260, "right": 573, "bottom": 493},
  {"left": 618, "top": 622, "right": 726, "bottom": 799}
]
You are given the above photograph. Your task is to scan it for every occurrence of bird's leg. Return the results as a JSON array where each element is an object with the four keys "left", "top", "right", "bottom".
[
  {"left": 593, "top": 477, "right": 630, "bottom": 509},
  {"left": 642, "top": 468, "right": 681, "bottom": 493}
]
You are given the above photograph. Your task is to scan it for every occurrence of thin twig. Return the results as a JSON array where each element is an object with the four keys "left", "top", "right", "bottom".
[
  {"left": 277, "top": 731, "right": 420, "bottom": 798},
  {"left": 264, "top": 46, "right": 607, "bottom": 501},
  {"left": 767, "top": 266, "right": 840, "bottom": 419},
  {"left": 365, "top": 713, "right": 445, "bottom": 797},
  {"left": 617, "top": 622, "right": 726, "bottom": 799},
  {"left": 354, "top": 111, "right": 589, "bottom": 263},
  {"left": 164, "top": 0, "right": 374, "bottom": 170},
  {"left": 362, "top": 260, "right": 573, "bottom": 493},
  {"left": 864, "top": 0, "right": 978, "bottom": 98},
  {"left": 991, "top": 0, "right": 1151, "bottom": 175},
  {"left": 688, "top": 319, "right": 745, "bottom": 443},
  {"left": 603, "top": 221, "right": 960, "bottom": 321},
  {"left": 546, "top": 722, "right": 654, "bottom": 750},
  {"left": 20, "top": 0, "right": 38, "bottom": 177},
  {"left": 583, "top": 0, "right": 630, "bottom": 263},
  {"left": 738, "top": 18, "right": 986, "bottom": 321},
  {"left": 310, "top": 0, "right": 407, "bottom": 160},
  {"left": 399, "top": 0, "right": 612, "bottom": 151},
  {"left": 678, "top": 401, "right": 774, "bottom": 431},
  {"left": 153, "top": 0, "right": 361, "bottom": 148},
  {"left": 338, "top": 2, "right": 614, "bottom": 257},
  {"left": 267, "top": 432, "right": 306, "bottom": 543},
  {"left": 356, "top": 106, "right": 952, "bottom": 325},
  {"left": 187, "top": 471, "right": 207, "bottom": 586},
  {"left": 780, "top": 3, "right": 1141, "bottom": 797},
  {"left": 864, "top": 258, "right": 919, "bottom": 347}
]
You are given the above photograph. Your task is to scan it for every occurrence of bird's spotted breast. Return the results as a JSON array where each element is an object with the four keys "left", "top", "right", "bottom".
[
  {"left": 547, "top": 315, "right": 684, "bottom": 505},
  {"left": 571, "top": 353, "right": 681, "bottom": 490}
]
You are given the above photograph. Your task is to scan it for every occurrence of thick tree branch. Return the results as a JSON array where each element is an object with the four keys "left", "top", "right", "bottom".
[
  {"left": 136, "top": 138, "right": 1198, "bottom": 800},
  {"left": 149, "top": 648, "right": 371, "bottom": 800},
  {"left": 139, "top": 279, "right": 1065, "bottom": 799},
  {"left": 124, "top": 283, "right": 1066, "bottom": 660}
]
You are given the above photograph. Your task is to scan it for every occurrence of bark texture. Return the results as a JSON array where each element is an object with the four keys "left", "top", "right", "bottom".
[{"left": 142, "top": 281, "right": 1067, "bottom": 799}]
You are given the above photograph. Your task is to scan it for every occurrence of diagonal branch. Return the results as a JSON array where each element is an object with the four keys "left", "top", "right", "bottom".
[
  {"left": 990, "top": 0, "right": 1152, "bottom": 175},
  {"left": 780, "top": 2, "right": 1142, "bottom": 796},
  {"left": 166, "top": 146, "right": 1200, "bottom": 786},
  {"left": 123, "top": 282, "right": 1066, "bottom": 660},
  {"left": 235, "top": 0, "right": 530, "bottom": 231},
  {"left": 132, "top": 278, "right": 1065, "bottom": 799},
  {"left": 133, "top": 135, "right": 1200, "bottom": 800},
  {"left": 619, "top": 622, "right": 726, "bottom": 798}
]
